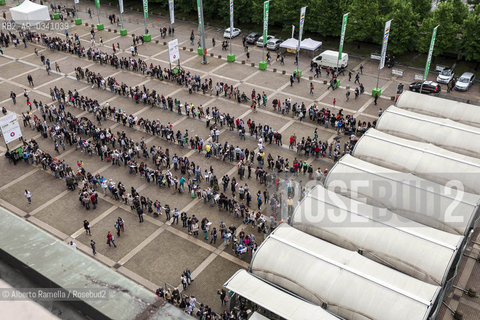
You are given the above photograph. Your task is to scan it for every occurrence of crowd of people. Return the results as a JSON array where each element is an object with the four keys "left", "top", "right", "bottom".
[
  {"left": 1, "top": 22, "right": 378, "bottom": 320},
  {"left": 5, "top": 26, "right": 375, "bottom": 137}
]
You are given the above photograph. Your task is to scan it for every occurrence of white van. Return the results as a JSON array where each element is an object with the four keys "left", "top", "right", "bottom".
[{"left": 312, "top": 50, "right": 348, "bottom": 68}]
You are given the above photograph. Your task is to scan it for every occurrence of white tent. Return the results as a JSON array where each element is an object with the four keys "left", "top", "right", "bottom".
[
  {"left": 396, "top": 91, "right": 480, "bottom": 128},
  {"left": 279, "top": 38, "right": 298, "bottom": 50},
  {"left": 324, "top": 155, "right": 480, "bottom": 235},
  {"left": 10, "top": 0, "right": 50, "bottom": 25},
  {"left": 291, "top": 185, "right": 462, "bottom": 285},
  {"left": 224, "top": 270, "right": 338, "bottom": 320},
  {"left": 250, "top": 224, "right": 441, "bottom": 320},
  {"left": 352, "top": 128, "right": 480, "bottom": 195},
  {"left": 300, "top": 38, "right": 322, "bottom": 51},
  {"left": 377, "top": 105, "right": 480, "bottom": 158},
  {"left": 280, "top": 38, "right": 322, "bottom": 52}
]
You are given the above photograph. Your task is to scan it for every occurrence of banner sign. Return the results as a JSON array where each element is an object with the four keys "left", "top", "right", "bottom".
[
  {"left": 143, "top": 0, "right": 148, "bottom": 18},
  {"left": 338, "top": 12, "right": 349, "bottom": 60},
  {"left": 379, "top": 20, "right": 392, "bottom": 69},
  {"left": 95, "top": 0, "right": 100, "bottom": 9},
  {"left": 263, "top": 1, "right": 269, "bottom": 44},
  {"left": 0, "top": 113, "right": 22, "bottom": 144},
  {"left": 197, "top": 0, "right": 202, "bottom": 27},
  {"left": 424, "top": 25, "right": 439, "bottom": 80},
  {"left": 119, "top": 0, "right": 124, "bottom": 14},
  {"left": 74, "top": 0, "right": 79, "bottom": 4},
  {"left": 291, "top": 25, "right": 295, "bottom": 39},
  {"left": 169, "top": 0, "right": 174, "bottom": 24},
  {"left": 229, "top": 0, "right": 234, "bottom": 37},
  {"left": 168, "top": 39, "right": 179, "bottom": 63},
  {"left": 297, "top": 6, "right": 306, "bottom": 51}
]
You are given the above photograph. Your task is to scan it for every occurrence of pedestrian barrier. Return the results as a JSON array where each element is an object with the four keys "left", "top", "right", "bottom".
[
  {"left": 241, "top": 60, "right": 245, "bottom": 64},
  {"left": 391, "top": 69, "right": 403, "bottom": 77},
  {"left": 414, "top": 74, "right": 423, "bottom": 81},
  {"left": 370, "top": 53, "right": 381, "bottom": 61}
]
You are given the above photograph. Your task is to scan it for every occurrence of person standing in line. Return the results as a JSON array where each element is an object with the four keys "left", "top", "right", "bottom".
[
  {"left": 107, "top": 232, "right": 116, "bottom": 247},
  {"left": 24, "top": 190, "right": 32, "bottom": 204},
  {"left": 210, "top": 227, "right": 217, "bottom": 244},
  {"left": 137, "top": 206, "right": 144, "bottom": 223},
  {"left": 172, "top": 208, "right": 179, "bottom": 224},
  {"left": 84, "top": 220, "right": 91, "bottom": 235},
  {"left": 90, "top": 240, "right": 96, "bottom": 255}
]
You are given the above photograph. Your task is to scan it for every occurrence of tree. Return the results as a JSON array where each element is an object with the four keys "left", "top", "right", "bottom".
[
  {"left": 306, "top": 0, "right": 345, "bottom": 37},
  {"left": 461, "top": 5, "right": 480, "bottom": 62},
  {"left": 417, "top": 0, "right": 467, "bottom": 55},
  {"left": 346, "top": 0, "right": 384, "bottom": 43},
  {"left": 409, "top": 0, "right": 431, "bottom": 20},
  {"left": 387, "top": 0, "right": 419, "bottom": 55}
]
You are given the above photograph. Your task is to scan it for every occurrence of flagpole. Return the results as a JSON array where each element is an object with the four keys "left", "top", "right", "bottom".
[
  {"left": 260, "top": 0, "right": 269, "bottom": 70},
  {"left": 197, "top": 0, "right": 207, "bottom": 64},
  {"left": 420, "top": 25, "right": 439, "bottom": 94},
  {"left": 337, "top": 12, "right": 349, "bottom": 73},
  {"left": 296, "top": 7, "right": 306, "bottom": 76},
  {"left": 376, "top": 20, "right": 392, "bottom": 92}
]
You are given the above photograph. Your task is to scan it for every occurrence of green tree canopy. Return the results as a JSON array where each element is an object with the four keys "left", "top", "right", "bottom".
[
  {"left": 387, "top": 1, "right": 419, "bottom": 55},
  {"left": 416, "top": 0, "right": 467, "bottom": 55},
  {"left": 461, "top": 5, "right": 480, "bottom": 61}
]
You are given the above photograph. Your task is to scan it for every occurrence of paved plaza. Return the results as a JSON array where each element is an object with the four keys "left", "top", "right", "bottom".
[{"left": 1, "top": 0, "right": 480, "bottom": 318}]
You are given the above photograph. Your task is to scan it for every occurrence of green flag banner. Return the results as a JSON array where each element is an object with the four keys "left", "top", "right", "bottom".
[
  {"left": 95, "top": 0, "right": 100, "bottom": 9},
  {"left": 197, "top": 0, "right": 202, "bottom": 27},
  {"left": 424, "top": 25, "right": 439, "bottom": 80},
  {"left": 338, "top": 13, "right": 349, "bottom": 60},
  {"left": 143, "top": 0, "right": 148, "bottom": 18},
  {"left": 263, "top": 1, "right": 269, "bottom": 45}
]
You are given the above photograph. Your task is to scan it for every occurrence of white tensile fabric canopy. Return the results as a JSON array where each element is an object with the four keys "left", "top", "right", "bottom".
[
  {"left": 280, "top": 38, "right": 322, "bottom": 51},
  {"left": 377, "top": 105, "right": 480, "bottom": 158},
  {"left": 250, "top": 224, "right": 441, "bottom": 320},
  {"left": 10, "top": 0, "right": 50, "bottom": 24},
  {"left": 300, "top": 38, "right": 322, "bottom": 51},
  {"left": 291, "top": 185, "right": 462, "bottom": 286},
  {"left": 396, "top": 91, "right": 480, "bottom": 128},
  {"left": 324, "top": 155, "right": 480, "bottom": 235},
  {"left": 279, "top": 38, "right": 298, "bottom": 50},
  {"left": 353, "top": 128, "right": 480, "bottom": 195},
  {"left": 224, "top": 270, "right": 338, "bottom": 320}
]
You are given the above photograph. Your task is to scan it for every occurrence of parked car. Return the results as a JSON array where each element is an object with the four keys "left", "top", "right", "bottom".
[
  {"left": 455, "top": 72, "right": 476, "bottom": 91},
  {"left": 256, "top": 35, "right": 274, "bottom": 47},
  {"left": 409, "top": 81, "right": 441, "bottom": 94},
  {"left": 246, "top": 32, "right": 261, "bottom": 44},
  {"left": 266, "top": 38, "right": 283, "bottom": 50},
  {"left": 436, "top": 68, "right": 454, "bottom": 84},
  {"left": 223, "top": 27, "right": 241, "bottom": 38}
]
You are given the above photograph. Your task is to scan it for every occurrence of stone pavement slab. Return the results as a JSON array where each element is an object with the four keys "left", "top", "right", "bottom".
[
  {"left": 124, "top": 230, "right": 211, "bottom": 286},
  {"left": 34, "top": 192, "right": 112, "bottom": 235},
  {"left": 0, "top": 170, "right": 66, "bottom": 214}
]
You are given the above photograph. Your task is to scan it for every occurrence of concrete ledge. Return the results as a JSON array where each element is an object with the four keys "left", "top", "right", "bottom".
[{"left": 0, "top": 206, "right": 193, "bottom": 320}]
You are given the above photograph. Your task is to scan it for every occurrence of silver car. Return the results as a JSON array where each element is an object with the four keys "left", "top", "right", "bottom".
[
  {"left": 266, "top": 38, "right": 283, "bottom": 50},
  {"left": 436, "top": 69, "right": 454, "bottom": 84},
  {"left": 455, "top": 72, "right": 475, "bottom": 91}
]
